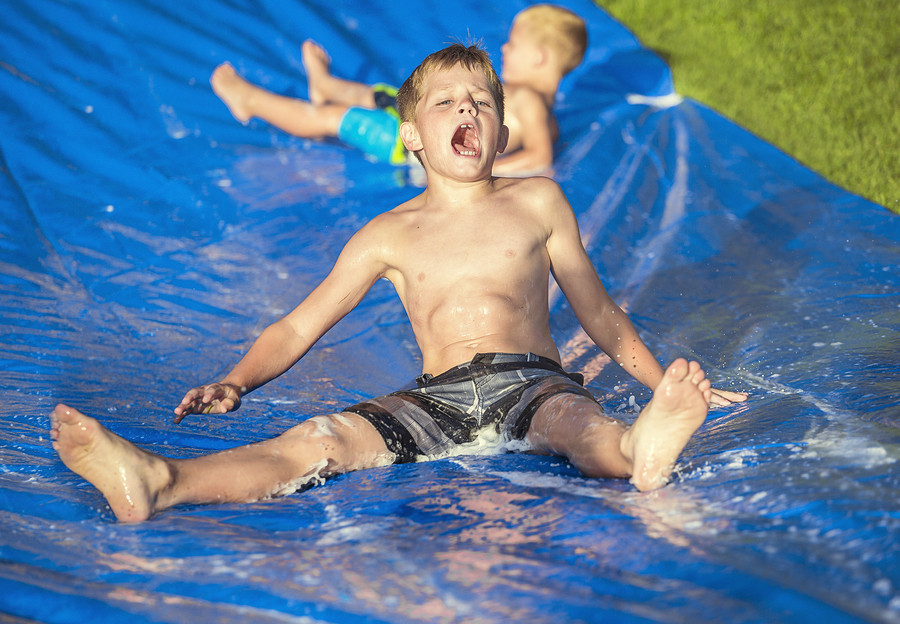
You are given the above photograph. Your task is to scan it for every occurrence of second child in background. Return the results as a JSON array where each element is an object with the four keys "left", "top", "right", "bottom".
[{"left": 211, "top": 4, "right": 586, "bottom": 176}]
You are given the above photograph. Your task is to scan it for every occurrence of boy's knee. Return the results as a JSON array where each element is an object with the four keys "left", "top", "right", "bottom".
[
  {"left": 286, "top": 413, "right": 388, "bottom": 471},
  {"left": 529, "top": 393, "right": 603, "bottom": 445},
  {"left": 295, "top": 415, "right": 341, "bottom": 439},
  {"left": 279, "top": 416, "right": 349, "bottom": 463}
]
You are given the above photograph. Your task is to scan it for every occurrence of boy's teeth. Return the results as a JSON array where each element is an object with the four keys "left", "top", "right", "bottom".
[{"left": 452, "top": 124, "right": 479, "bottom": 156}]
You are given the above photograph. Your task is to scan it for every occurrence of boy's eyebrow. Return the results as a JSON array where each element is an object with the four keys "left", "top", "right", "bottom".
[{"left": 428, "top": 83, "right": 493, "bottom": 97}]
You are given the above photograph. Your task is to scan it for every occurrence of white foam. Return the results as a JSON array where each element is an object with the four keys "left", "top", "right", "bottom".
[
  {"left": 800, "top": 395, "right": 897, "bottom": 469},
  {"left": 315, "top": 523, "right": 371, "bottom": 546},
  {"left": 721, "top": 448, "right": 760, "bottom": 470},
  {"left": 270, "top": 459, "right": 327, "bottom": 497},
  {"left": 304, "top": 416, "right": 338, "bottom": 439},
  {"left": 416, "top": 426, "right": 530, "bottom": 462},
  {"left": 485, "top": 469, "right": 610, "bottom": 501},
  {"left": 160, "top": 104, "right": 189, "bottom": 139}
]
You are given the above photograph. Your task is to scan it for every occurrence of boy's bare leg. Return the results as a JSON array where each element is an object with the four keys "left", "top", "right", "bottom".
[
  {"left": 302, "top": 40, "right": 376, "bottom": 108},
  {"left": 527, "top": 358, "right": 711, "bottom": 491},
  {"left": 210, "top": 62, "right": 346, "bottom": 137},
  {"left": 50, "top": 404, "right": 392, "bottom": 523}
]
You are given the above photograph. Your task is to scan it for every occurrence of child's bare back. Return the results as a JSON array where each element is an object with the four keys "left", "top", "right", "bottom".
[{"left": 494, "top": 84, "right": 558, "bottom": 174}]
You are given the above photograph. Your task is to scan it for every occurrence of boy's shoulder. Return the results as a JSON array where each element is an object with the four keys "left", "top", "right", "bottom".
[
  {"left": 358, "top": 192, "right": 427, "bottom": 236},
  {"left": 494, "top": 175, "right": 568, "bottom": 215},
  {"left": 340, "top": 195, "right": 425, "bottom": 267},
  {"left": 497, "top": 173, "right": 561, "bottom": 194}
]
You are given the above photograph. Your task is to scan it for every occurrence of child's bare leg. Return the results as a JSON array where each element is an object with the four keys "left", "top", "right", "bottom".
[
  {"left": 302, "top": 40, "right": 376, "bottom": 108},
  {"left": 50, "top": 405, "right": 173, "bottom": 523},
  {"left": 210, "top": 62, "right": 346, "bottom": 137},
  {"left": 50, "top": 405, "right": 392, "bottom": 523},
  {"left": 620, "top": 359, "right": 711, "bottom": 489},
  {"left": 527, "top": 358, "right": 711, "bottom": 491}
]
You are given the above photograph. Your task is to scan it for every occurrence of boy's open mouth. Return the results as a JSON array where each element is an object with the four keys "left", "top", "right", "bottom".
[{"left": 451, "top": 123, "right": 480, "bottom": 157}]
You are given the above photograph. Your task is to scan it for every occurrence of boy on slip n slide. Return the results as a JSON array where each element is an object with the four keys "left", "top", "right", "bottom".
[
  {"left": 51, "top": 43, "right": 747, "bottom": 523},
  {"left": 211, "top": 4, "right": 587, "bottom": 176}
]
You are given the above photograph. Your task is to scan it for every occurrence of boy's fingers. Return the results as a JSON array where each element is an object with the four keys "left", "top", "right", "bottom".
[
  {"left": 708, "top": 388, "right": 749, "bottom": 406},
  {"left": 174, "top": 384, "right": 240, "bottom": 421},
  {"left": 717, "top": 389, "right": 749, "bottom": 402},
  {"left": 180, "top": 387, "right": 205, "bottom": 406}
]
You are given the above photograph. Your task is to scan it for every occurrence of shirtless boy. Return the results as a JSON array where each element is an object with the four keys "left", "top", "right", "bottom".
[
  {"left": 51, "top": 44, "right": 746, "bottom": 523},
  {"left": 210, "top": 4, "right": 587, "bottom": 175}
]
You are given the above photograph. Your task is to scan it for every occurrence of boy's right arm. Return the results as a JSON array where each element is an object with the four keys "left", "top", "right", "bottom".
[
  {"left": 173, "top": 317, "right": 313, "bottom": 421},
  {"left": 174, "top": 220, "right": 390, "bottom": 422}
]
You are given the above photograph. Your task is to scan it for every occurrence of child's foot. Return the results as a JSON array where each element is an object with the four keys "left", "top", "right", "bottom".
[
  {"left": 50, "top": 404, "right": 172, "bottom": 522},
  {"left": 302, "top": 40, "right": 333, "bottom": 105},
  {"left": 210, "top": 62, "right": 254, "bottom": 123},
  {"left": 621, "top": 359, "right": 711, "bottom": 491}
]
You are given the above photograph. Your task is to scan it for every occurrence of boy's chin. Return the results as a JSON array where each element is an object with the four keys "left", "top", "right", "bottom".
[
  {"left": 441, "top": 160, "right": 495, "bottom": 179},
  {"left": 422, "top": 149, "right": 497, "bottom": 175}
]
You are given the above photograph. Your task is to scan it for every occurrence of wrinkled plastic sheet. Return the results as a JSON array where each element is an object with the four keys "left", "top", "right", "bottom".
[{"left": 2, "top": 0, "right": 899, "bottom": 622}]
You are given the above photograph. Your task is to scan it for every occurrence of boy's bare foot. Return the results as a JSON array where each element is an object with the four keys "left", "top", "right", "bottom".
[
  {"left": 621, "top": 359, "right": 711, "bottom": 491},
  {"left": 210, "top": 62, "right": 255, "bottom": 123},
  {"left": 302, "top": 40, "right": 333, "bottom": 105},
  {"left": 50, "top": 404, "right": 172, "bottom": 523}
]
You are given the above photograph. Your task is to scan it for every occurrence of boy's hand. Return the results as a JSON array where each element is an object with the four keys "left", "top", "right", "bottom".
[
  {"left": 174, "top": 383, "right": 243, "bottom": 423},
  {"left": 709, "top": 387, "right": 749, "bottom": 407}
]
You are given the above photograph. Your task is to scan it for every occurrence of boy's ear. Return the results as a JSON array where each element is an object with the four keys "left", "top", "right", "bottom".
[
  {"left": 399, "top": 121, "right": 423, "bottom": 152},
  {"left": 535, "top": 45, "right": 550, "bottom": 68},
  {"left": 497, "top": 124, "right": 510, "bottom": 154}
]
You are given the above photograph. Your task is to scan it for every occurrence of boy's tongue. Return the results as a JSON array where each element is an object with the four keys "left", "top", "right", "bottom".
[{"left": 452, "top": 124, "right": 479, "bottom": 156}]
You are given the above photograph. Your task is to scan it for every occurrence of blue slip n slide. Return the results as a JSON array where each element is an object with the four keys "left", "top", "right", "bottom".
[{"left": 1, "top": 1, "right": 899, "bottom": 622}]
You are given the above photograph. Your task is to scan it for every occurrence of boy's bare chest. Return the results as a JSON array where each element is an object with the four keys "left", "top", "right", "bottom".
[{"left": 399, "top": 210, "right": 547, "bottom": 285}]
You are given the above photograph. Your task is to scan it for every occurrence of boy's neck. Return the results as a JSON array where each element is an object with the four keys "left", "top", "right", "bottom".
[
  {"left": 535, "top": 79, "right": 561, "bottom": 108},
  {"left": 511, "top": 71, "right": 562, "bottom": 108},
  {"left": 421, "top": 175, "right": 498, "bottom": 208}
]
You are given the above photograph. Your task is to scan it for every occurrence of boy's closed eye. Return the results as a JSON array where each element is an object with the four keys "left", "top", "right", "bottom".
[{"left": 435, "top": 99, "right": 492, "bottom": 109}]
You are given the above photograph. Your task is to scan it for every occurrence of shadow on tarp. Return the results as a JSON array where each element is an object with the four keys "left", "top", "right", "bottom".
[{"left": 1, "top": 0, "right": 898, "bottom": 622}]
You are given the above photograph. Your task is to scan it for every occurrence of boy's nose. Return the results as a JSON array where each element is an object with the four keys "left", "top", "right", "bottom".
[{"left": 458, "top": 98, "right": 476, "bottom": 115}]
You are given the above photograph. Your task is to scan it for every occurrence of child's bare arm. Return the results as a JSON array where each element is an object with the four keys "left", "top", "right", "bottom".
[
  {"left": 541, "top": 180, "right": 664, "bottom": 389},
  {"left": 174, "top": 223, "right": 389, "bottom": 421},
  {"left": 542, "top": 180, "right": 747, "bottom": 405},
  {"left": 174, "top": 317, "right": 314, "bottom": 422}
]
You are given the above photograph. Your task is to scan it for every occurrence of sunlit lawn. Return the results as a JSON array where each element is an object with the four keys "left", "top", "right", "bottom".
[{"left": 597, "top": 0, "right": 899, "bottom": 213}]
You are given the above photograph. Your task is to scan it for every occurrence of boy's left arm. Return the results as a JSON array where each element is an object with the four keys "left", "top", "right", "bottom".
[{"left": 543, "top": 181, "right": 747, "bottom": 406}]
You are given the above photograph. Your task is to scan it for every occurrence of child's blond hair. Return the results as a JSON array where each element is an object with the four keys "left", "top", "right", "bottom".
[
  {"left": 515, "top": 4, "right": 587, "bottom": 75},
  {"left": 397, "top": 43, "right": 504, "bottom": 125}
]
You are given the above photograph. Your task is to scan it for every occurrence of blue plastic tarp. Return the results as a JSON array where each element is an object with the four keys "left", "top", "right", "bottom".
[{"left": 1, "top": 0, "right": 899, "bottom": 622}]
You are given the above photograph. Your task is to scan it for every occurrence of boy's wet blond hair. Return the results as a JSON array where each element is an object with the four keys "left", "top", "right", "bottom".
[
  {"left": 515, "top": 4, "right": 587, "bottom": 75},
  {"left": 397, "top": 43, "right": 504, "bottom": 126}
]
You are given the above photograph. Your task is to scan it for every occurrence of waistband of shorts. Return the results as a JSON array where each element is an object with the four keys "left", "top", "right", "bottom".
[{"left": 417, "top": 352, "right": 571, "bottom": 387}]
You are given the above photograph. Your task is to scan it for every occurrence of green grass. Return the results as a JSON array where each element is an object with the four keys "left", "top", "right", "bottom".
[{"left": 595, "top": 0, "right": 900, "bottom": 214}]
